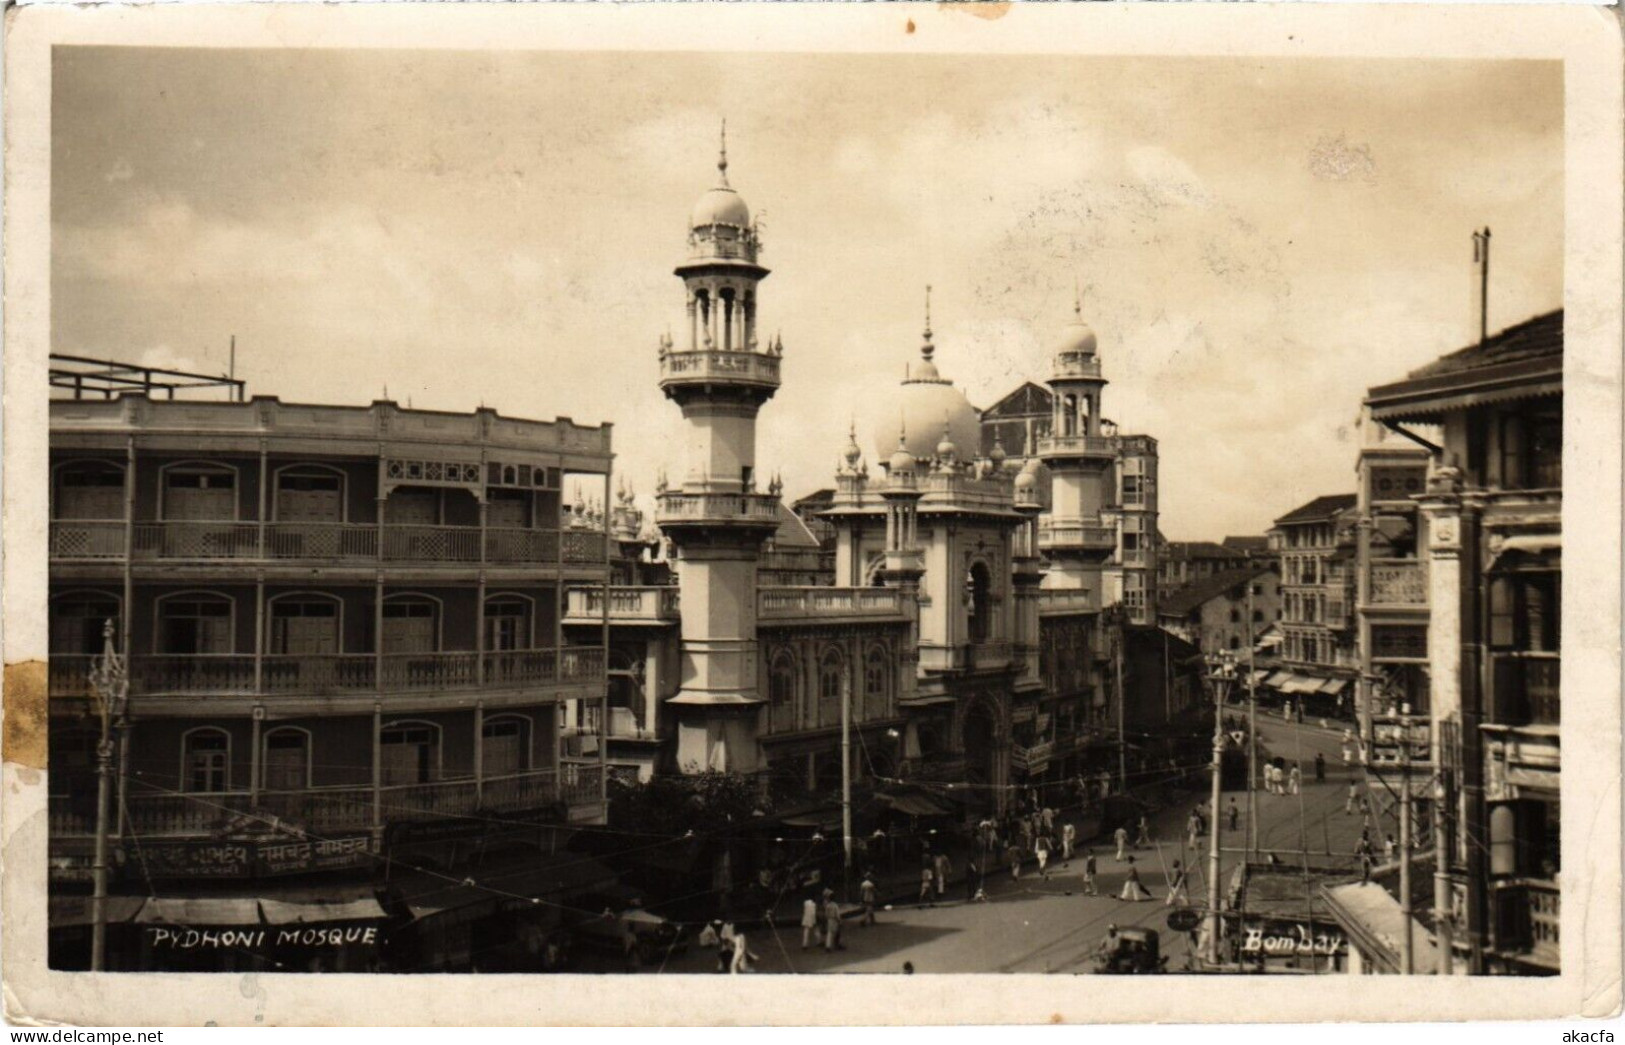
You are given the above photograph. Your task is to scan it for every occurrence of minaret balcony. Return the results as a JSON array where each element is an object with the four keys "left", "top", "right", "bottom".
[
  {"left": 1051, "top": 353, "right": 1103, "bottom": 381},
  {"left": 1038, "top": 517, "right": 1117, "bottom": 552},
  {"left": 655, "top": 490, "right": 782, "bottom": 527},
  {"left": 659, "top": 350, "right": 781, "bottom": 393},
  {"left": 1035, "top": 434, "right": 1119, "bottom": 460}
]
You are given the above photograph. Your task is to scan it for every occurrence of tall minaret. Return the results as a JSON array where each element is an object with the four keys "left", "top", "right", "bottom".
[
  {"left": 1037, "top": 287, "right": 1116, "bottom": 599},
  {"left": 656, "top": 125, "right": 782, "bottom": 774}
]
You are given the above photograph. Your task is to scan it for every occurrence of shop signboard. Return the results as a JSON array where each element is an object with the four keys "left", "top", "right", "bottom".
[{"left": 131, "top": 836, "right": 376, "bottom": 879}]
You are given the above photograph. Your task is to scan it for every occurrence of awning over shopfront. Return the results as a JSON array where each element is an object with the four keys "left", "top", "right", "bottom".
[
  {"left": 1489, "top": 533, "right": 1561, "bottom": 572},
  {"left": 1320, "top": 880, "right": 1440, "bottom": 974},
  {"left": 395, "top": 852, "right": 618, "bottom": 923},
  {"left": 135, "top": 897, "right": 264, "bottom": 925},
  {"left": 129, "top": 884, "right": 388, "bottom": 926},
  {"left": 49, "top": 895, "right": 146, "bottom": 928}
]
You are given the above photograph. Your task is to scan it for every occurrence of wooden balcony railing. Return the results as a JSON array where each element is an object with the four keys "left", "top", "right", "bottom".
[
  {"left": 52, "top": 520, "right": 598, "bottom": 567},
  {"left": 52, "top": 766, "right": 606, "bottom": 838},
  {"left": 1495, "top": 878, "right": 1560, "bottom": 968},
  {"left": 659, "top": 350, "right": 780, "bottom": 387},
  {"left": 48, "top": 648, "right": 605, "bottom": 699},
  {"left": 655, "top": 491, "right": 782, "bottom": 525},
  {"left": 1492, "top": 655, "right": 1560, "bottom": 726},
  {"left": 50, "top": 521, "right": 127, "bottom": 559},
  {"left": 1038, "top": 518, "right": 1116, "bottom": 550}
]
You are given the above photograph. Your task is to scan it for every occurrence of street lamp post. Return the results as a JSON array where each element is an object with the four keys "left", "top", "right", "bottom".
[
  {"left": 1204, "top": 651, "right": 1237, "bottom": 967},
  {"left": 88, "top": 618, "right": 130, "bottom": 972}
]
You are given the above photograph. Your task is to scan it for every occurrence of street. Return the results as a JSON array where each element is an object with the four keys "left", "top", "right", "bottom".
[{"left": 648, "top": 717, "right": 1384, "bottom": 975}]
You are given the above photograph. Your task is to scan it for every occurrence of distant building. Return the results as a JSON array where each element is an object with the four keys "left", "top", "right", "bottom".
[
  {"left": 1156, "top": 565, "right": 1281, "bottom": 656},
  {"left": 977, "top": 381, "right": 1052, "bottom": 459},
  {"left": 1157, "top": 540, "right": 1249, "bottom": 599},
  {"left": 1221, "top": 535, "right": 1273, "bottom": 569}
]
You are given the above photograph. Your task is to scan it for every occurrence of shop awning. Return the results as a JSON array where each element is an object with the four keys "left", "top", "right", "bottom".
[
  {"left": 883, "top": 791, "right": 956, "bottom": 818},
  {"left": 1318, "top": 678, "right": 1351, "bottom": 696},
  {"left": 1263, "top": 671, "right": 1294, "bottom": 689},
  {"left": 50, "top": 895, "right": 146, "bottom": 928},
  {"left": 397, "top": 852, "right": 619, "bottom": 922},
  {"left": 1489, "top": 533, "right": 1561, "bottom": 572},
  {"left": 1281, "top": 675, "right": 1325, "bottom": 695},
  {"left": 135, "top": 897, "right": 263, "bottom": 925},
  {"left": 780, "top": 809, "right": 844, "bottom": 831},
  {"left": 1320, "top": 880, "right": 1439, "bottom": 974},
  {"left": 260, "top": 890, "right": 387, "bottom": 925}
]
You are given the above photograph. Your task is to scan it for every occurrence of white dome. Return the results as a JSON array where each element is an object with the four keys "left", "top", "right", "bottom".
[
  {"left": 1054, "top": 318, "right": 1097, "bottom": 358},
  {"left": 691, "top": 186, "right": 751, "bottom": 229},
  {"left": 874, "top": 379, "right": 981, "bottom": 465}
]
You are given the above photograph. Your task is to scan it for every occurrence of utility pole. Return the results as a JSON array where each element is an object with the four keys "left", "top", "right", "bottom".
[
  {"left": 89, "top": 619, "right": 129, "bottom": 972},
  {"left": 1114, "top": 612, "right": 1127, "bottom": 794},
  {"left": 1245, "top": 586, "right": 1259, "bottom": 860},
  {"left": 841, "top": 665, "right": 854, "bottom": 900},
  {"left": 1399, "top": 707, "right": 1414, "bottom": 974},
  {"left": 1205, "top": 652, "right": 1234, "bottom": 967}
]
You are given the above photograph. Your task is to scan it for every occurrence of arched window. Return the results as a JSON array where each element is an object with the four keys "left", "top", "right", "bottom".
[
  {"left": 483, "top": 594, "right": 533, "bottom": 651},
  {"left": 261, "top": 727, "right": 311, "bottom": 791},
  {"left": 768, "top": 652, "right": 798, "bottom": 734},
  {"left": 274, "top": 465, "right": 346, "bottom": 523},
  {"left": 182, "top": 727, "right": 231, "bottom": 793},
  {"left": 156, "top": 592, "right": 233, "bottom": 654},
  {"left": 967, "top": 562, "right": 993, "bottom": 643},
  {"left": 53, "top": 460, "right": 125, "bottom": 520},
  {"left": 482, "top": 715, "right": 530, "bottom": 776},
  {"left": 818, "top": 648, "right": 845, "bottom": 729},
  {"left": 50, "top": 591, "right": 121, "bottom": 655},
  {"left": 380, "top": 720, "right": 439, "bottom": 785},
  {"left": 382, "top": 594, "right": 440, "bottom": 654},
  {"left": 864, "top": 644, "right": 889, "bottom": 720},
  {"left": 160, "top": 462, "right": 238, "bottom": 521},
  {"left": 267, "top": 593, "right": 341, "bottom": 655}
]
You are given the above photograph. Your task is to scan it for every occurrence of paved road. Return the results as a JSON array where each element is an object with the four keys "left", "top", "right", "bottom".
[{"left": 641, "top": 717, "right": 1389, "bottom": 975}]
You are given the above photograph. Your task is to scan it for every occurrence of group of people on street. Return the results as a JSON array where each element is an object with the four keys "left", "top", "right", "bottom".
[
  {"left": 1263, "top": 760, "right": 1301, "bottom": 796},
  {"left": 797, "top": 888, "right": 849, "bottom": 955},
  {"left": 698, "top": 918, "right": 759, "bottom": 974}
]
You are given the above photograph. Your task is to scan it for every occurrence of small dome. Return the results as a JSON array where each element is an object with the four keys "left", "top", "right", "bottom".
[
  {"left": 1014, "top": 468, "right": 1037, "bottom": 493},
  {"left": 1055, "top": 288, "right": 1098, "bottom": 358},
  {"left": 871, "top": 286, "right": 981, "bottom": 463},
  {"left": 691, "top": 186, "right": 751, "bottom": 229},
  {"left": 936, "top": 431, "right": 958, "bottom": 460},
  {"left": 889, "top": 447, "right": 917, "bottom": 475}
]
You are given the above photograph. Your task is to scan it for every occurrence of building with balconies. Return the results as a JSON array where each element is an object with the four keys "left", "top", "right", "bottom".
[
  {"left": 1156, "top": 565, "right": 1281, "bottom": 656},
  {"left": 48, "top": 389, "right": 614, "bottom": 894},
  {"left": 1362, "top": 307, "right": 1562, "bottom": 975},
  {"left": 1268, "top": 494, "right": 1360, "bottom": 709}
]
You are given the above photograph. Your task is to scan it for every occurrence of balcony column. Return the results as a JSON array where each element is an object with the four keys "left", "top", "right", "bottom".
[
  {"left": 374, "top": 574, "right": 385, "bottom": 699},
  {"left": 474, "top": 701, "right": 484, "bottom": 805},
  {"left": 257, "top": 440, "right": 268, "bottom": 558},
  {"left": 478, "top": 486, "right": 488, "bottom": 567},
  {"left": 476, "top": 573, "right": 486, "bottom": 687},
  {"left": 249, "top": 707, "right": 263, "bottom": 807},
  {"left": 253, "top": 573, "right": 265, "bottom": 694},
  {"left": 371, "top": 701, "right": 383, "bottom": 843},
  {"left": 118, "top": 436, "right": 135, "bottom": 840}
]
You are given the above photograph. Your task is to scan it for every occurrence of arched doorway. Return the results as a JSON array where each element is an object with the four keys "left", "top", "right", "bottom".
[
  {"left": 967, "top": 561, "right": 993, "bottom": 643},
  {"left": 961, "top": 698, "right": 999, "bottom": 812}
]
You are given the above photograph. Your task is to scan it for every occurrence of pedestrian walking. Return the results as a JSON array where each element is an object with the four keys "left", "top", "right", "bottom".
[
  {"left": 919, "top": 862, "right": 935, "bottom": 905},
  {"left": 1114, "top": 825, "right": 1129, "bottom": 861},
  {"left": 1165, "top": 861, "right": 1189, "bottom": 906},
  {"left": 1035, "top": 834, "right": 1052, "bottom": 879},
  {"left": 1346, "top": 780, "right": 1359, "bottom": 815},
  {"left": 730, "top": 929, "right": 757, "bottom": 974},
  {"left": 822, "top": 891, "right": 845, "bottom": 952},
  {"left": 1007, "top": 842, "right": 1023, "bottom": 881},
  {"left": 718, "top": 922, "right": 737, "bottom": 973},
  {"left": 1082, "top": 850, "right": 1099, "bottom": 895},
  {"left": 860, "top": 873, "right": 877, "bottom": 926},
  {"left": 1136, "top": 815, "right": 1152, "bottom": 848},
  {"left": 1314, "top": 752, "right": 1326, "bottom": 783},
  {"left": 1061, "top": 821, "right": 1077, "bottom": 863},
  {"left": 1119, "top": 857, "right": 1152, "bottom": 902},
  {"left": 965, "top": 859, "right": 981, "bottom": 902},
  {"left": 1042, "top": 806, "right": 1056, "bottom": 834},
  {"left": 1384, "top": 834, "right": 1397, "bottom": 862},
  {"left": 800, "top": 897, "right": 822, "bottom": 950},
  {"left": 1227, "top": 798, "right": 1239, "bottom": 832},
  {"left": 1288, "top": 762, "right": 1302, "bottom": 796},
  {"left": 1341, "top": 729, "right": 1356, "bottom": 765},
  {"left": 934, "top": 851, "right": 951, "bottom": 898}
]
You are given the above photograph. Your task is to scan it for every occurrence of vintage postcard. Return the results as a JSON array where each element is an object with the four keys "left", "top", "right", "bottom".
[{"left": 3, "top": 1, "right": 1620, "bottom": 1027}]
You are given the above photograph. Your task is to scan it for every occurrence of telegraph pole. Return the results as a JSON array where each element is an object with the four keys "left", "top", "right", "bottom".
[
  {"left": 1114, "top": 613, "right": 1127, "bottom": 794},
  {"left": 1246, "top": 586, "right": 1259, "bottom": 860},
  {"left": 1399, "top": 709, "right": 1414, "bottom": 974},
  {"left": 89, "top": 619, "right": 129, "bottom": 972},
  {"left": 1204, "top": 653, "right": 1233, "bottom": 966},
  {"left": 841, "top": 665, "right": 854, "bottom": 900}
]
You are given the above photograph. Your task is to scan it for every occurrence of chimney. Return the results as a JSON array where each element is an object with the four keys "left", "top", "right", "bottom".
[{"left": 1471, "top": 227, "right": 1491, "bottom": 345}]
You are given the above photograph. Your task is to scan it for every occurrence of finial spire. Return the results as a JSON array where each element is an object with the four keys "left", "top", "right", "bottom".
[
  {"left": 921, "top": 284, "right": 935, "bottom": 363},
  {"left": 898, "top": 411, "right": 908, "bottom": 449},
  {"left": 1073, "top": 276, "right": 1082, "bottom": 319},
  {"left": 717, "top": 118, "right": 730, "bottom": 186}
]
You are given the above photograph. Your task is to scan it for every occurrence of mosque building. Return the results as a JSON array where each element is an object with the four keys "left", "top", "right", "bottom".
[{"left": 567, "top": 135, "right": 1191, "bottom": 813}]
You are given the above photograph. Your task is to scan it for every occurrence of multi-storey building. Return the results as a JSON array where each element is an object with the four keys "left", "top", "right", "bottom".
[
  {"left": 1156, "top": 541, "right": 1251, "bottom": 600},
  {"left": 1156, "top": 566, "right": 1282, "bottom": 656},
  {"left": 1270, "top": 494, "right": 1359, "bottom": 680},
  {"left": 47, "top": 386, "right": 615, "bottom": 968},
  {"left": 1358, "top": 308, "right": 1562, "bottom": 975}
]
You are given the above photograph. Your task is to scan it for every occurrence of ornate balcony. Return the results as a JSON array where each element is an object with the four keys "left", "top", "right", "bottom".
[
  {"left": 757, "top": 586, "right": 906, "bottom": 622},
  {"left": 1493, "top": 878, "right": 1560, "bottom": 971},
  {"left": 48, "top": 647, "right": 605, "bottom": 699},
  {"left": 918, "top": 640, "right": 1013, "bottom": 673},
  {"left": 1051, "top": 352, "right": 1103, "bottom": 381},
  {"left": 1038, "top": 517, "right": 1117, "bottom": 552},
  {"left": 1037, "top": 589, "right": 1096, "bottom": 615},
  {"left": 50, "top": 521, "right": 126, "bottom": 559},
  {"left": 1035, "top": 434, "right": 1118, "bottom": 460},
  {"left": 655, "top": 491, "right": 781, "bottom": 527},
  {"left": 564, "top": 586, "right": 680, "bottom": 624},
  {"left": 1367, "top": 560, "right": 1427, "bottom": 606},
  {"left": 51, "top": 765, "right": 604, "bottom": 839},
  {"left": 658, "top": 350, "right": 780, "bottom": 392}
]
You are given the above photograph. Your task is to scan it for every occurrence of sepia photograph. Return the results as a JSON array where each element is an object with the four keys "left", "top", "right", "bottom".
[{"left": 3, "top": 1, "right": 1620, "bottom": 1028}]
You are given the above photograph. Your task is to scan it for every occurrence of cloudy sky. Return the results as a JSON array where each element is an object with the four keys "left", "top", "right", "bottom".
[{"left": 53, "top": 48, "right": 1562, "bottom": 538}]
